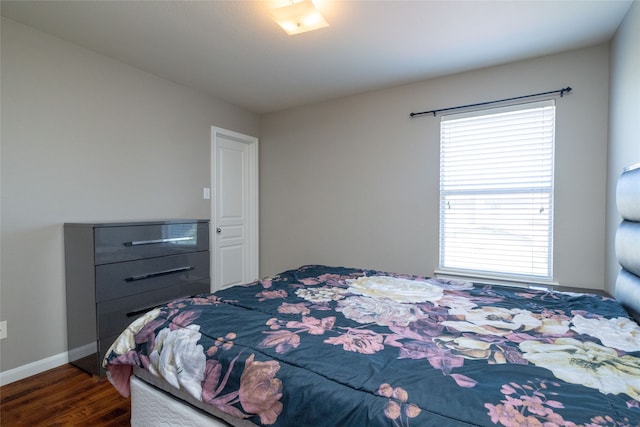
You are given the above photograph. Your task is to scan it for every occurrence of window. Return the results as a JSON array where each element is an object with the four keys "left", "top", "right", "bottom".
[{"left": 439, "top": 100, "right": 555, "bottom": 281}]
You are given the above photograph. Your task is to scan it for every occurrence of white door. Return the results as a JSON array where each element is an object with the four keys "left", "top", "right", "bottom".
[{"left": 211, "top": 127, "right": 259, "bottom": 291}]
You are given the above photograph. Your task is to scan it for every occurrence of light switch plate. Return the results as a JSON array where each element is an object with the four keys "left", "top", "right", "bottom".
[
  {"left": 0, "top": 321, "right": 7, "bottom": 340},
  {"left": 203, "top": 187, "right": 211, "bottom": 200}
]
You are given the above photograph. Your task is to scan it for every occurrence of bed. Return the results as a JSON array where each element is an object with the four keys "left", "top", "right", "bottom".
[{"left": 104, "top": 165, "right": 640, "bottom": 427}]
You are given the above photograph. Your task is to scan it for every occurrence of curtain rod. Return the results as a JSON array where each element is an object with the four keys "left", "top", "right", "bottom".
[{"left": 409, "top": 86, "right": 572, "bottom": 118}]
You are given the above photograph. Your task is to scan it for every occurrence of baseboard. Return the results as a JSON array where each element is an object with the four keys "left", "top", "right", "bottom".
[
  {"left": 0, "top": 343, "right": 95, "bottom": 386},
  {"left": 68, "top": 341, "right": 97, "bottom": 362}
]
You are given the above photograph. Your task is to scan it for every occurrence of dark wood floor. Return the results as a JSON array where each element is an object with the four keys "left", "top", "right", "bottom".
[{"left": 0, "top": 364, "right": 130, "bottom": 426}]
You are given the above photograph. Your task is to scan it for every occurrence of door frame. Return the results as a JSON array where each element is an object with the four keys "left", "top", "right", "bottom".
[{"left": 211, "top": 126, "right": 259, "bottom": 291}]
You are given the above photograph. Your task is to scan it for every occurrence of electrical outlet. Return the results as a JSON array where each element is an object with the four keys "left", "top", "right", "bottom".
[{"left": 0, "top": 321, "right": 7, "bottom": 340}]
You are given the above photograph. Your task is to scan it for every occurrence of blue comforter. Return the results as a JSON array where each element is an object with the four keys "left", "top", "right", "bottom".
[{"left": 105, "top": 265, "right": 640, "bottom": 426}]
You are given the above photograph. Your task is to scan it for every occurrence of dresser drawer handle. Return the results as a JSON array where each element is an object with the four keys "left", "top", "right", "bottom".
[
  {"left": 125, "top": 266, "right": 194, "bottom": 282},
  {"left": 124, "top": 237, "right": 194, "bottom": 246}
]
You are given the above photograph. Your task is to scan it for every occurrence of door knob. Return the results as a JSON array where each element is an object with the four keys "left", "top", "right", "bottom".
[{"left": 216, "top": 227, "right": 222, "bottom": 233}]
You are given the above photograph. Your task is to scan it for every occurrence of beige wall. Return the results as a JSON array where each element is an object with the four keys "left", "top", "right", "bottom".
[
  {"left": 260, "top": 44, "right": 611, "bottom": 289},
  {"left": 0, "top": 18, "right": 259, "bottom": 373},
  {"left": 606, "top": 1, "right": 640, "bottom": 294}
]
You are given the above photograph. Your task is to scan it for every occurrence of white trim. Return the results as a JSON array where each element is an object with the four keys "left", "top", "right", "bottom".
[
  {"left": 440, "top": 99, "right": 556, "bottom": 120},
  {"left": 0, "top": 343, "right": 95, "bottom": 386},
  {"left": 0, "top": 354, "right": 68, "bottom": 386},
  {"left": 434, "top": 269, "right": 559, "bottom": 289},
  {"left": 68, "top": 341, "right": 97, "bottom": 362}
]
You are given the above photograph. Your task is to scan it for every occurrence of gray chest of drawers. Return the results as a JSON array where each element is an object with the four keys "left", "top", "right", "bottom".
[{"left": 64, "top": 220, "right": 210, "bottom": 375}]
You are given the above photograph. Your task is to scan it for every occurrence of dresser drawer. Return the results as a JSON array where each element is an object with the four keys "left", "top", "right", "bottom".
[
  {"left": 95, "top": 251, "right": 210, "bottom": 302},
  {"left": 96, "top": 280, "right": 209, "bottom": 339},
  {"left": 94, "top": 222, "right": 209, "bottom": 264}
]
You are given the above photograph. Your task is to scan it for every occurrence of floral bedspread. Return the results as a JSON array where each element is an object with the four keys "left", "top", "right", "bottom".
[{"left": 104, "top": 265, "right": 640, "bottom": 426}]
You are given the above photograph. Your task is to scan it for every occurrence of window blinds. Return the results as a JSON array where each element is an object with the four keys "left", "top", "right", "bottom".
[{"left": 439, "top": 100, "right": 555, "bottom": 280}]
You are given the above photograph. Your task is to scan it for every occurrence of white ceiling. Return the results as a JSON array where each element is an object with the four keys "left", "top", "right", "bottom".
[{"left": 1, "top": 0, "right": 633, "bottom": 114}]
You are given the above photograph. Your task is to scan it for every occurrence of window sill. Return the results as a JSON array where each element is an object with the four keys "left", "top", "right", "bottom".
[
  {"left": 434, "top": 269, "right": 559, "bottom": 289},
  {"left": 434, "top": 270, "right": 609, "bottom": 296}
]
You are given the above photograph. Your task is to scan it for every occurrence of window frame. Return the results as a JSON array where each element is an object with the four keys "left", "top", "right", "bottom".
[{"left": 437, "top": 100, "right": 556, "bottom": 284}]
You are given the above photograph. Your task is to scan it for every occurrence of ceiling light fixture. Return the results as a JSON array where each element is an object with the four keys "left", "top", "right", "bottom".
[{"left": 271, "top": 0, "right": 329, "bottom": 36}]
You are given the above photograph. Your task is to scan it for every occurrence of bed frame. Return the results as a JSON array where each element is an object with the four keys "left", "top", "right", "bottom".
[
  {"left": 128, "top": 164, "right": 640, "bottom": 426},
  {"left": 614, "top": 163, "right": 640, "bottom": 321}
]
